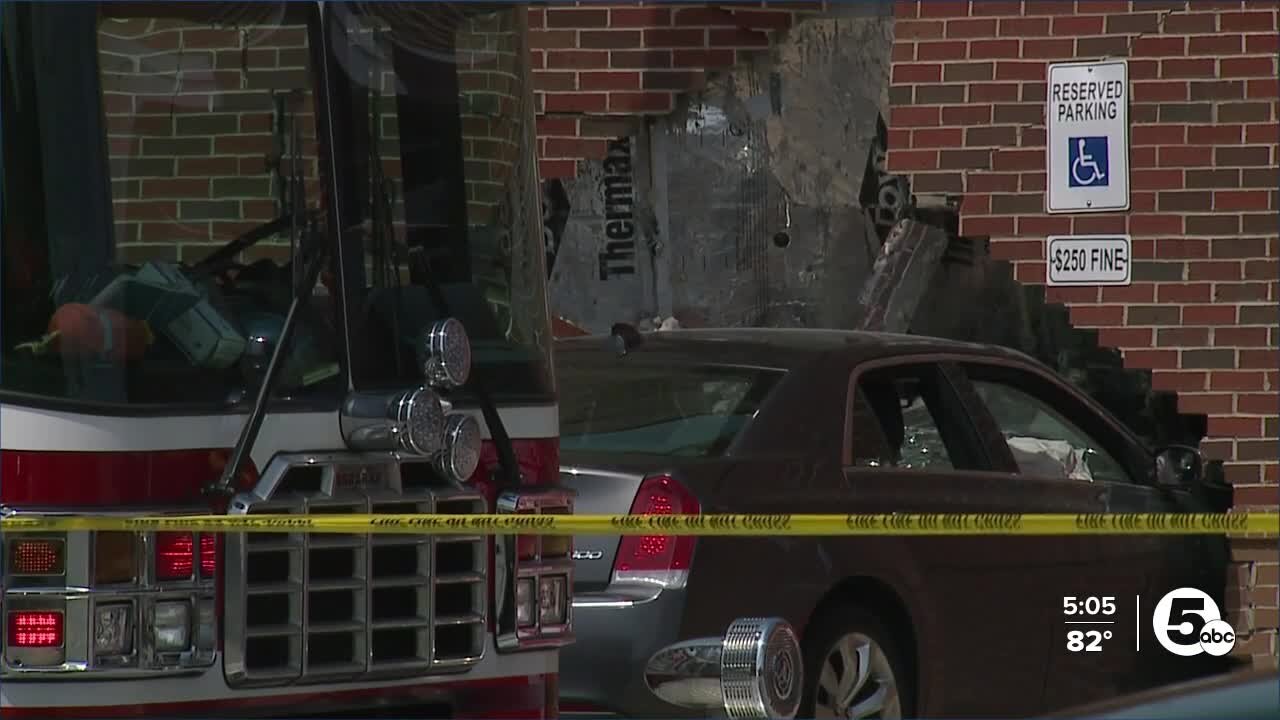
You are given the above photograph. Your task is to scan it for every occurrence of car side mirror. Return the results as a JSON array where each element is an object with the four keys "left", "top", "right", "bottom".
[{"left": 1154, "top": 445, "right": 1204, "bottom": 488}]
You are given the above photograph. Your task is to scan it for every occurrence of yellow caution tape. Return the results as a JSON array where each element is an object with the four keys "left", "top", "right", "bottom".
[{"left": 1, "top": 513, "right": 1276, "bottom": 536}]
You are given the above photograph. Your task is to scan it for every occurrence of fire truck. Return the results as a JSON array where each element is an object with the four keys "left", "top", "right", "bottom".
[{"left": 1, "top": 2, "right": 574, "bottom": 716}]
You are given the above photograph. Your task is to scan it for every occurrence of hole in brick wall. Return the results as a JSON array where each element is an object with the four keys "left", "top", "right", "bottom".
[
  {"left": 869, "top": 215, "right": 1217, "bottom": 487},
  {"left": 856, "top": 112, "right": 1215, "bottom": 478}
]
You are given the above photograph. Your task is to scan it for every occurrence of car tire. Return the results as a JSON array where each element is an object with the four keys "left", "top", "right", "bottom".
[{"left": 799, "top": 605, "right": 914, "bottom": 720}]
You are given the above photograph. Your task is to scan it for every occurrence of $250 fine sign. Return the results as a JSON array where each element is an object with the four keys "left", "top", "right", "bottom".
[{"left": 1046, "top": 235, "right": 1132, "bottom": 287}]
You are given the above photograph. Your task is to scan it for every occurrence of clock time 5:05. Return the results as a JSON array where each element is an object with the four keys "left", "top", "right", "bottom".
[{"left": 1063, "top": 596, "right": 1116, "bottom": 616}]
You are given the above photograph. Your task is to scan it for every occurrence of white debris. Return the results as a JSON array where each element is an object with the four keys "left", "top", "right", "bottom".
[{"left": 1007, "top": 436, "right": 1094, "bottom": 482}]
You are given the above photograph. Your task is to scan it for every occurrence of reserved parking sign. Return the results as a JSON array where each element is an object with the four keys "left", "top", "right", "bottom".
[{"left": 1046, "top": 60, "right": 1130, "bottom": 214}]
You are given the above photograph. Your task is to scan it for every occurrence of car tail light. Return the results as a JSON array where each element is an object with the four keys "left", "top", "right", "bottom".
[
  {"left": 7, "top": 611, "right": 63, "bottom": 648},
  {"left": 612, "top": 474, "right": 700, "bottom": 590},
  {"left": 7, "top": 538, "right": 64, "bottom": 576},
  {"left": 155, "top": 532, "right": 195, "bottom": 581}
]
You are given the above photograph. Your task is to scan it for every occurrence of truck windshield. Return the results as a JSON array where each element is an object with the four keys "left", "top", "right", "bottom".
[
  {"left": 0, "top": 1, "right": 554, "bottom": 411},
  {"left": 1, "top": 1, "right": 339, "bottom": 410},
  {"left": 325, "top": 2, "right": 555, "bottom": 404}
]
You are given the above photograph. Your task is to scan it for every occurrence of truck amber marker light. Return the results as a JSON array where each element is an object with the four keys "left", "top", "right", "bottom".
[
  {"left": 93, "top": 533, "right": 138, "bottom": 585},
  {"left": 8, "top": 540, "right": 64, "bottom": 576}
]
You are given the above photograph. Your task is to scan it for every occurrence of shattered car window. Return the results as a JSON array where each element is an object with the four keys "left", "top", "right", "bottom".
[
  {"left": 851, "top": 376, "right": 954, "bottom": 470},
  {"left": 900, "top": 395, "right": 954, "bottom": 469},
  {"left": 971, "top": 380, "right": 1130, "bottom": 484}
]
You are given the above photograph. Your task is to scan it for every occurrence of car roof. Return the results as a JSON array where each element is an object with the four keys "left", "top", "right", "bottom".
[{"left": 554, "top": 327, "right": 1035, "bottom": 371}]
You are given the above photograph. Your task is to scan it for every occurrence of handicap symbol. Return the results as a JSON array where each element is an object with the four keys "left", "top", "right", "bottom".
[{"left": 1069, "top": 136, "right": 1109, "bottom": 188}]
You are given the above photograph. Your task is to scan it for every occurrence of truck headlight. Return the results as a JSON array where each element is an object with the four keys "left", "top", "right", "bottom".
[
  {"left": 153, "top": 601, "right": 190, "bottom": 652},
  {"left": 538, "top": 574, "right": 567, "bottom": 626},
  {"left": 195, "top": 598, "right": 216, "bottom": 650},
  {"left": 516, "top": 577, "right": 535, "bottom": 628},
  {"left": 93, "top": 603, "right": 133, "bottom": 656}
]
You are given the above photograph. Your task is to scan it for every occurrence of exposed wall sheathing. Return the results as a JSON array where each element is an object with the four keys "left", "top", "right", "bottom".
[{"left": 549, "top": 6, "right": 895, "bottom": 331}]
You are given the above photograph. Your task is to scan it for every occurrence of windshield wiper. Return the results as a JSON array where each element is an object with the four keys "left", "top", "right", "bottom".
[
  {"left": 206, "top": 95, "right": 317, "bottom": 499},
  {"left": 208, "top": 232, "right": 327, "bottom": 498},
  {"left": 365, "top": 77, "right": 522, "bottom": 489}
]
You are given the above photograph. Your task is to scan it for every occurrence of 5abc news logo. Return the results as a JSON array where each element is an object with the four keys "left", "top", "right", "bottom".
[{"left": 1152, "top": 588, "right": 1237, "bottom": 657}]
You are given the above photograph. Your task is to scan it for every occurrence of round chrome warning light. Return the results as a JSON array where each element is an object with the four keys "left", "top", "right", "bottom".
[
  {"left": 425, "top": 318, "right": 472, "bottom": 389},
  {"left": 395, "top": 387, "right": 446, "bottom": 456},
  {"left": 437, "top": 413, "right": 482, "bottom": 483},
  {"left": 644, "top": 617, "right": 802, "bottom": 720},
  {"left": 721, "top": 617, "right": 803, "bottom": 720}
]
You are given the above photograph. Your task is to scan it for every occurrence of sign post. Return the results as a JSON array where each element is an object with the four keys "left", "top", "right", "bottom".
[
  {"left": 1046, "top": 60, "right": 1129, "bottom": 214},
  {"left": 1046, "top": 235, "right": 1132, "bottom": 287}
]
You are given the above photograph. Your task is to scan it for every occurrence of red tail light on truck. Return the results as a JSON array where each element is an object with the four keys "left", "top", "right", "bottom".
[
  {"left": 8, "top": 612, "right": 63, "bottom": 648},
  {"left": 0, "top": 448, "right": 247, "bottom": 675}
]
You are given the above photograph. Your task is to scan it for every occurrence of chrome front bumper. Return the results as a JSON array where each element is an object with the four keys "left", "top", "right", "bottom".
[{"left": 644, "top": 617, "right": 803, "bottom": 720}]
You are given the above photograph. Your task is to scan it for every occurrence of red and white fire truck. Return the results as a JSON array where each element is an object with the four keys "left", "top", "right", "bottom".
[{"left": 1, "top": 2, "right": 573, "bottom": 716}]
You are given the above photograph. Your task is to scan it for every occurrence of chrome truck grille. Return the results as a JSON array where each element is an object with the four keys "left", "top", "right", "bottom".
[{"left": 224, "top": 454, "right": 488, "bottom": 687}]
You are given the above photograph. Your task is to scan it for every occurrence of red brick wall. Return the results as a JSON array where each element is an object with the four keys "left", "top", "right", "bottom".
[
  {"left": 101, "top": 9, "right": 527, "bottom": 265},
  {"left": 527, "top": 2, "right": 827, "bottom": 178},
  {"left": 100, "top": 17, "right": 319, "bottom": 267},
  {"left": 101, "top": 3, "right": 830, "bottom": 189},
  {"left": 886, "top": 0, "right": 1279, "bottom": 666}
]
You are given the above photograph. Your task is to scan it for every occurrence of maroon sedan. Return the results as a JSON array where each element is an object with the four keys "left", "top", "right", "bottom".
[{"left": 557, "top": 328, "right": 1239, "bottom": 719}]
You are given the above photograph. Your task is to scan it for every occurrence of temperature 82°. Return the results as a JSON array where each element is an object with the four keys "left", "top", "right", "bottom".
[{"left": 1067, "top": 629, "right": 1112, "bottom": 653}]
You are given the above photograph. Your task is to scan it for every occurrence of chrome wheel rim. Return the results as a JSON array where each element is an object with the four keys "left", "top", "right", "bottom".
[{"left": 813, "top": 632, "right": 901, "bottom": 720}]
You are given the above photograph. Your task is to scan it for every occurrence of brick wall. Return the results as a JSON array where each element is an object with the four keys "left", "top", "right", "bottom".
[
  {"left": 885, "top": 0, "right": 1279, "bottom": 666},
  {"left": 101, "top": 8, "right": 527, "bottom": 267},
  {"left": 100, "top": 16, "right": 319, "bottom": 267},
  {"left": 102, "top": 2, "right": 833, "bottom": 236},
  {"left": 528, "top": 2, "right": 828, "bottom": 178}
]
